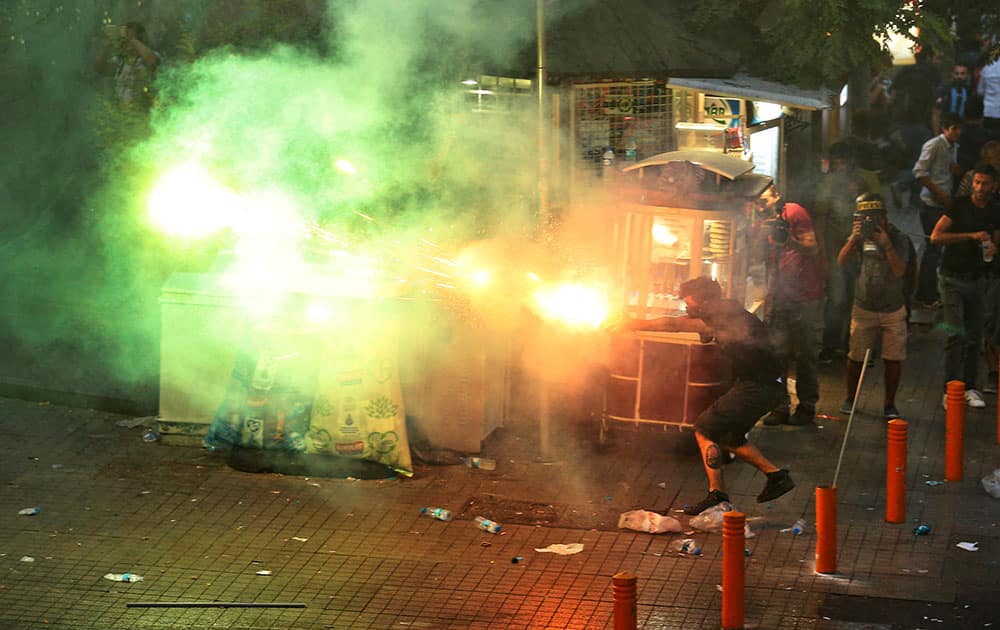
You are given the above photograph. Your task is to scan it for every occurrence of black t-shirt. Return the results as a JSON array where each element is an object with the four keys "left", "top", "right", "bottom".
[
  {"left": 698, "top": 298, "right": 782, "bottom": 384},
  {"left": 940, "top": 196, "right": 1000, "bottom": 276}
]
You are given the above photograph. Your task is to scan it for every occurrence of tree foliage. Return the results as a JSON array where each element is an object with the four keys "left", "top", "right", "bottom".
[{"left": 679, "top": 0, "right": 959, "bottom": 89}]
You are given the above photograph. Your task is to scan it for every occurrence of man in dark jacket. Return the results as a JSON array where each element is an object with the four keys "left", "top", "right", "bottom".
[{"left": 618, "top": 277, "right": 795, "bottom": 515}]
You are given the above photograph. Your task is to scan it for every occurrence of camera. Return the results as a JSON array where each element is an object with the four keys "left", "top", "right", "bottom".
[
  {"left": 859, "top": 215, "right": 877, "bottom": 239},
  {"left": 102, "top": 24, "right": 126, "bottom": 40},
  {"left": 763, "top": 216, "right": 790, "bottom": 244}
]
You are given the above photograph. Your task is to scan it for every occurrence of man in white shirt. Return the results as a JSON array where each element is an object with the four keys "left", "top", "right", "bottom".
[
  {"left": 911, "top": 113, "right": 962, "bottom": 306},
  {"left": 982, "top": 56, "right": 1000, "bottom": 136}
]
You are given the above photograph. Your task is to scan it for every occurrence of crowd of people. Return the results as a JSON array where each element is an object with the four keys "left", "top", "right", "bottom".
[{"left": 616, "top": 39, "right": 1000, "bottom": 516}]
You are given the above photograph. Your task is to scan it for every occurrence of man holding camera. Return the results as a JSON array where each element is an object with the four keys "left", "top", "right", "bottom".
[
  {"left": 837, "top": 194, "right": 910, "bottom": 420},
  {"left": 95, "top": 21, "right": 160, "bottom": 109},
  {"left": 758, "top": 184, "right": 825, "bottom": 426},
  {"left": 930, "top": 163, "right": 1000, "bottom": 409}
]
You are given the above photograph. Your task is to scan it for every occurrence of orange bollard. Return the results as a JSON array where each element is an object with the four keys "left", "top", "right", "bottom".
[
  {"left": 886, "top": 419, "right": 908, "bottom": 523},
  {"left": 612, "top": 572, "right": 637, "bottom": 630},
  {"left": 945, "top": 380, "right": 965, "bottom": 481},
  {"left": 815, "top": 486, "right": 837, "bottom": 574},
  {"left": 721, "top": 511, "right": 745, "bottom": 630}
]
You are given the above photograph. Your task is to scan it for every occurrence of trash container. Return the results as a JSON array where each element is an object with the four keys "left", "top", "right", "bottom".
[{"left": 158, "top": 272, "right": 244, "bottom": 445}]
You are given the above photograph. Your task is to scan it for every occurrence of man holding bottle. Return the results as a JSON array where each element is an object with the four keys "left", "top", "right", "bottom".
[{"left": 930, "top": 163, "right": 1000, "bottom": 408}]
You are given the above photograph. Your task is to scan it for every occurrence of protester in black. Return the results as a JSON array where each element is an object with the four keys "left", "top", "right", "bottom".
[
  {"left": 618, "top": 277, "right": 795, "bottom": 515},
  {"left": 930, "top": 163, "right": 1000, "bottom": 408}
]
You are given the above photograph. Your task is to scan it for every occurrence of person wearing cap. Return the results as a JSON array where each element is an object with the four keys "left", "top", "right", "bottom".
[
  {"left": 930, "top": 162, "right": 1000, "bottom": 409},
  {"left": 836, "top": 193, "right": 911, "bottom": 420},
  {"left": 614, "top": 276, "right": 795, "bottom": 516}
]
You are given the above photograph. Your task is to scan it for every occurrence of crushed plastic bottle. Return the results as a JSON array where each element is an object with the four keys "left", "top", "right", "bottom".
[
  {"left": 668, "top": 538, "right": 701, "bottom": 555},
  {"left": 781, "top": 518, "right": 807, "bottom": 534},
  {"left": 420, "top": 507, "right": 453, "bottom": 521},
  {"left": 104, "top": 573, "right": 143, "bottom": 582},
  {"left": 463, "top": 457, "right": 496, "bottom": 471},
  {"left": 18, "top": 507, "right": 41, "bottom": 516},
  {"left": 142, "top": 429, "right": 159, "bottom": 443},
  {"left": 914, "top": 524, "right": 932, "bottom": 536},
  {"left": 475, "top": 516, "right": 502, "bottom": 533}
]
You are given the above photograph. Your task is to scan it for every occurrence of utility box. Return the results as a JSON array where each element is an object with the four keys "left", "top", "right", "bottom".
[
  {"left": 396, "top": 299, "right": 508, "bottom": 454},
  {"left": 158, "top": 273, "right": 506, "bottom": 452},
  {"left": 158, "top": 273, "right": 244, "bottom": 445}
]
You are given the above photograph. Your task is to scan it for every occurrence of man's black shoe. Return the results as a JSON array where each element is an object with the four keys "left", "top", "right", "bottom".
[
  {"left": 684, "top": 489, "right": 730, "bottom": 515},
  {"left": 757, "top": 469, "right": 795, "bottom": 503},
  {"left": 762, "top": 409, "right": 789, "bottom": 426},
  {"left": 788, "top": 407, "right": 815, "bottom": 426}
]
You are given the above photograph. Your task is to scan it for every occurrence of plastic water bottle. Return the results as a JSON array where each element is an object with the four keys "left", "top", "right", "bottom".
[
  {"left": 792, "top": 518, "right": 807, "bottom": 535},
  {"left": 982, "top": 238, "right": 994, "bottom": 263},
  {"left": 602, "top": 146, "right": 615, "bottom": 168},
  {"left": 18, "top": 507, "right": 41, "bottom": 516},
  {"left": 420, "top": 507, "right": 452, "bottom": 521},
  {"left": 463, "top": 456, "right": 496, "bottom": 471},
  {"left": 914, "top": 524, "right": 932, "bottom": 536},
  {"left": 668, "top": 538, "right": 701, "bottom": 555},
  {"left": 104, "top": 573, "right": 144, "bottom": 582},
  {"left": 624, "top": 138, "right": 637, "bottom": 163},
  {"left": 475, "top": 516, "right": 502, "bottom": 533}
]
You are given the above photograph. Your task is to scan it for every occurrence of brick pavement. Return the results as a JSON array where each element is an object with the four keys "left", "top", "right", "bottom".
[{"left": 2, "top": 312, "right": 1000, "bottom": 629}]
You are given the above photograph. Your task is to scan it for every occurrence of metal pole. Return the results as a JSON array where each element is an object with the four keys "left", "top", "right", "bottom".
[
  {"left": 127, "top": 602, "right": 305, "bottom": 608},
  {"left": 832, "top": 347, "right": 870, "bottom": 488},
  {"left": 536, "top": 0, "right": 552, "bottom": 462},
  {"left": 536, "top": 0, "right": 548, "bottom": 223}
]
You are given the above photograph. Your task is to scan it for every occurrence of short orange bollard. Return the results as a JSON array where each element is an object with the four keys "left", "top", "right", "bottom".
[
  {"left": 815, "top": 486, "right": 837, "bottom": 574},
  {"left": 945, "top": 380, "right": 965, "bottom": 481},
  {"left": 721, "top": 511, "right": 745, "bottom": 630},
  {"left": 612, "top": 572, "right": 637, "bottom": 630},
  {"left": 886, "top": 419, "right": 908, "bottom": 523}
]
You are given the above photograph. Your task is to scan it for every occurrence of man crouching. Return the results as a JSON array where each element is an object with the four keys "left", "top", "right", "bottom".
[{"left": 619, "top": 276, "right": 795, "bottom": 514}]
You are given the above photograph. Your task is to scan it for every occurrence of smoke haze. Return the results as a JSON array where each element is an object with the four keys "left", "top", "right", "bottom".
[{"left": 1, "top": 0, "right": 612, "bottom": 452}]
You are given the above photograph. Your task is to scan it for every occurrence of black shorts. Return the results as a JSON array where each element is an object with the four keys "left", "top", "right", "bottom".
[{"left": 694, "top": 379, "right": 782, "bottom": 448}]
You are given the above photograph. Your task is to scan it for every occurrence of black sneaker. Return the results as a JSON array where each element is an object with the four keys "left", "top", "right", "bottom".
[
  {"left": 818, "top": 348, "right": 835, "bottom": 365},
  {"left": 757, "top": 469, "right": 795, "bottom": 503},
  {"left": 762, "top": 409, "right": 789, "bottom": 426},
  {"left": 683, "top": 489, "right": 729, "bottom": 515},
  {"left": 883, "top": 404, "right": 901, "bottom": 420},
  {"left": 788, "top": 407, "right": 815, "bottom": 426}
]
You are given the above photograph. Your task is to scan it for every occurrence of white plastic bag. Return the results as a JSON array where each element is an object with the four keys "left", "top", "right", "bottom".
[
  {"left": 689, "top": 502, "right": 734, "bottom": 532},
  {"left": 617, "top": 509, "right": 683, "bottom": 534},
  {"left": 981, "top": 469, "right": 1000, "bottom": 499}
]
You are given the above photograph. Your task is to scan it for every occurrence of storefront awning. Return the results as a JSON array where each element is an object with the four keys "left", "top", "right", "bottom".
[{"left": 667, "top": 73, "right": 835, "bottom": 110}]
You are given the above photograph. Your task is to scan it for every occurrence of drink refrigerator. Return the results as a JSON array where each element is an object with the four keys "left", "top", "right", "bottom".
[{"left": 599, "top": 150, "right": 772, "bottom": 445}]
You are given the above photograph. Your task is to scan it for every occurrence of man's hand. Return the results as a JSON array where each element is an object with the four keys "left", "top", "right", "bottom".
[
  {"left": 848, "top": 219, "right": 863, "bottom": 245},
  {"left": 972, "top": 230, "right": 991, "bottom": 243}
]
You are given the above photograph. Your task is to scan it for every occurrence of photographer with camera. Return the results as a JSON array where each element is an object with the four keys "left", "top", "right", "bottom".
[
  {"left": 929, "top": 162, "right": 1000, "bottom": 409},
  {"left": 836, "top": 194, "right": 910, "bottom": 420},
  {"left": 95, "top": 21, "right": 160, "bottom": 109},
  {"left": 758, "top": 184, "right": 825, "bottom": 427}
]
